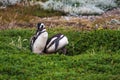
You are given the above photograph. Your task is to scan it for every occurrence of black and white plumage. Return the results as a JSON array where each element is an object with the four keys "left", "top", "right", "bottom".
[
  {"left": 44, "top": 33, "right": 69, "bottom": 54},
  {"left": 30, "top": 23, "right": 48, "bottom": 54}
]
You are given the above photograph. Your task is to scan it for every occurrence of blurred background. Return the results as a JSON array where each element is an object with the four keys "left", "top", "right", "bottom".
[{"left": 0, "top": 0, "right": 120, "bottom": 30}]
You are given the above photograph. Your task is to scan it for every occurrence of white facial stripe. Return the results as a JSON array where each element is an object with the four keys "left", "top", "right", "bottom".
[
  {"left": 40, "top": 23, "right": 45, "bottom": 28},
  {"left": 41, "top": 23, "right": 44, "bottom": 26}
]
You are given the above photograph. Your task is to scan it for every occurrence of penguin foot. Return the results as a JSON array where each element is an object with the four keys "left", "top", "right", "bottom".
[{"left": 59, "top": 47, "right": 67, "bottom": 55}]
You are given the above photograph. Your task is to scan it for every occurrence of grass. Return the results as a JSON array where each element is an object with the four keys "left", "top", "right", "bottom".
[{"left": 0, "top": 27, "right": 120, "bottom": 80}]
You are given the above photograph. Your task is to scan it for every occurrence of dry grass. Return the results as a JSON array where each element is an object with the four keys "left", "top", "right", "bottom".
[
  {"left": 0, "top": 5, "right": 35, "bottom": 29},
  {"left": 0, "top": 5, "right": 120, "bottom": 30}
]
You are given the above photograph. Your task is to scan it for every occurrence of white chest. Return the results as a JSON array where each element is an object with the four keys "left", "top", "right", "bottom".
[{"left": 33, "top": 32, "right": 48, "bottom": 54}]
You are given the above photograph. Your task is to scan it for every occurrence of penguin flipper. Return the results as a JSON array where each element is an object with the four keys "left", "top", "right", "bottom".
[{"left": 30, "top": 36, "right": 36, "bottom": 51}]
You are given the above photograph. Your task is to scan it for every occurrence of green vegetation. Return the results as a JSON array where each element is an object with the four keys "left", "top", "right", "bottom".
[
  {"left": 74, "top": 30, "right": 120, "bottom": 55},
  {"left": 0, "top": 28, "right": 120, "bottom": 80},
  {"left": 115, "top": 0, "right": 120, "bottom": 7}
]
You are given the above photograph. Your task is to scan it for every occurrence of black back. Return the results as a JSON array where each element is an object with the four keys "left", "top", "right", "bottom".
[{"left": 44, "top": 33, "right": 65, "bottom": 53}]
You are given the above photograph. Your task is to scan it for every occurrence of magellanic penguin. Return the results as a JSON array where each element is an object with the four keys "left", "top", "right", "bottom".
[
  {"left": 44, "top": 33, "right": 69, "bottom": 54},
  {"left": 30, "top": 23, "right": 48, "bottom": 54}
]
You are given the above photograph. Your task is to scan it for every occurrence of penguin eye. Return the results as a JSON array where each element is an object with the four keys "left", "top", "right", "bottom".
[{"left": 37, "top": 23, "right": 45, "bottom": 31}]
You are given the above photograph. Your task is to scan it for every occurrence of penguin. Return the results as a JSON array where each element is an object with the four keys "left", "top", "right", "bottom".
[
  {"left": 44, "top": 33, "right": 69, "bottom": 54},
  {"left": 30, "top": 23, "right": 48, "bottom": 54}
]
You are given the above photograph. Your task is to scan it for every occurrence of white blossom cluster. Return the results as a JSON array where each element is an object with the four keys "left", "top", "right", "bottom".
[
  {"left": 41, "top": 0, "right": 117, "bottom": 15},
  {"left": 0, "top": 0, "right": 21, "bottom": 6}
]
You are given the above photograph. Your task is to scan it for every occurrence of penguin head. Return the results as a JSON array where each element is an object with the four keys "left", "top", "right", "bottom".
[{"left": 37, "top": 23, "right": 46, "bottom": 32}]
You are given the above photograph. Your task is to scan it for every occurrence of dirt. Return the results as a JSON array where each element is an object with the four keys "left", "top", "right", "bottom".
[{"left": 0, "top": 8, "right": 120, "bottom": 30}]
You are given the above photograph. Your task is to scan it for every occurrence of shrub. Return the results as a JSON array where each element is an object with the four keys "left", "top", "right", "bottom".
[
  {"left": 0, "top": 0, "right": 21, "bottom": 6},
  {"left": 41, "top": 0, "right": 117, "bottom": 15},
  {"left": 72, "top": 30, "right": 120, "bottom": 55},
  {"left": 115, "top": 0, "right": 120, "bottom": 7}
]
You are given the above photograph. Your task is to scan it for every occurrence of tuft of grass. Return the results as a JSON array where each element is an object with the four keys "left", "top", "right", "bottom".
[
  {"left": 74, "top": 30, "right": 120, "bottom": 55},
  {"left": 0, "top": 28, "right": 120, "bottom": 80}
]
